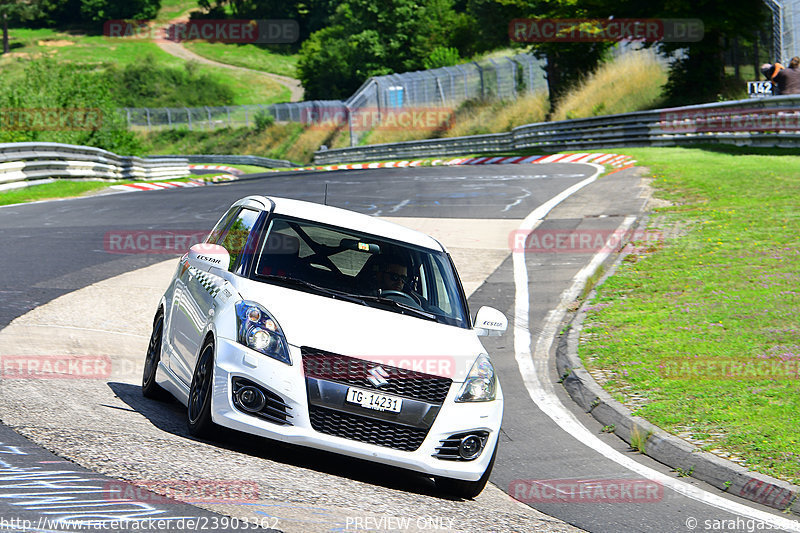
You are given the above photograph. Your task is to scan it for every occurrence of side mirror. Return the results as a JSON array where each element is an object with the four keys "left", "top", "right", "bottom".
[
  {"left": 474, "top": 306, "right": 507, "bottom": 337},
  {"left": 187, "top": 243, "right": 230, "bottom": 273}
]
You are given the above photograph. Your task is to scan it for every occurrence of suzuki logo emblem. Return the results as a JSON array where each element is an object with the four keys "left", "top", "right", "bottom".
[{"left": 367, "top": 365, "right": 390, "bottom": 387}]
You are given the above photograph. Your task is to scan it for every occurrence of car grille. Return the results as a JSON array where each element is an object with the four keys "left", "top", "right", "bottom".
[
  {"left": 301, "top": 347, "right": 452, "bottom": 404},
  {"left": 308, "top": 405, "right": 428, "bottom": 451}
]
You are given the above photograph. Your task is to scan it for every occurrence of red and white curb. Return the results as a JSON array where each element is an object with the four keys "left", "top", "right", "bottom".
[
  {"left": 280, "top": 152, "right": 636, "bottom": 173},
  {"left": 188, "top": 164, "right": 244, "bottom": 175},
  {"left": 110, "top": 153, "right": 636, "bottom": 193},
  {"left": 110, "top": 180, "right": 205, "bottom": 192}
]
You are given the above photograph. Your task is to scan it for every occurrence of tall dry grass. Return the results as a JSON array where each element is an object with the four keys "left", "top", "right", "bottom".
[
  {"left": 444, "top": 92, "right": 549, "bottom": 138},
  {"left": 551, "top": 49, "right": 667, "bottom": 121},
  {"left": 283, "top": 125, "right": 349, "bottom": 164}
]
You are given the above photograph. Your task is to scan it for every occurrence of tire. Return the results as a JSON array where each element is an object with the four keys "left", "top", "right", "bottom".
[
  {"left": 187, "top": 338, "right": 217, "bottom": 438},
  {"left": 435, "top": 439, "right": 498, "bottom": 499},
  {"left": 142, "top": 310, "right": 169, "bottom": 400}
]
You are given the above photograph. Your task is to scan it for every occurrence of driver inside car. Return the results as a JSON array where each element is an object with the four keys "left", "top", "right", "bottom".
[
  {"left": 376, "top": 255, "right": 410, "bottom": 292},
  {"left": 367, "top": 254, "right": 412, "bottom": 294}
]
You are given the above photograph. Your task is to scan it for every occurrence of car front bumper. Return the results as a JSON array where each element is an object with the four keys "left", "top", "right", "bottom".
[{"left": 210, "top": 338, "right": 503, "bottom": 481}]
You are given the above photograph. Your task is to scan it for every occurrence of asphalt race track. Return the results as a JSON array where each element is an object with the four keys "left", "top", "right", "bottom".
[{"left": 0, "top": 164, "right": 798, "bottom": 533}]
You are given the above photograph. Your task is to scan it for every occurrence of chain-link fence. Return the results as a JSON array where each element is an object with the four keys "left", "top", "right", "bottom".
[
  {"left": 125, "top": 102, "right": 344, "bottom": 130},
  {"left": 347, "top": 54, "right": 546, "bottom": 110},
  {"left": 123, "top": 52, "right": 547, "bottom": 133}
]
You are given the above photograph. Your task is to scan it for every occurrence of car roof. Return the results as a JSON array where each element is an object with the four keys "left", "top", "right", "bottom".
[{"left": 239, "top": 195, "right": 445, "bottom": 252}]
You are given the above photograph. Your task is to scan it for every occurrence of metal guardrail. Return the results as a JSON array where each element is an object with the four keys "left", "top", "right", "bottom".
[
  {"left": 154, "top": 154, "right": 297, "bottom": 169},
  {"left": 313, "top": 95, "right": 800, "bottom": 164},
  {"left": 0, "top": 142, "right": 190, "bottom": 187}
]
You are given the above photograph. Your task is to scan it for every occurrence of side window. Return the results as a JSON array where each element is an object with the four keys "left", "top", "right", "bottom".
[
  {"left": 428, "top": 256, "right": 454, "bottom": 316},
  {"left": 213, "top": 208, "right": 260, "bottom": 270},
  {"left": 207, "top": 208, "right": 238, "bottom": 244}
]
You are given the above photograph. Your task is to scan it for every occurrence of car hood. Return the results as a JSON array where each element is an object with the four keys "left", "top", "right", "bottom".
[{"left": 233, "top": 280, "right": 485, "bottom": 381}]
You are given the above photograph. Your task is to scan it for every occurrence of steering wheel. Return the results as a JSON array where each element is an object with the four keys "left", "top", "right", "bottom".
[{"left": 380, "top": 290, "right": 422, "bottom": 307}]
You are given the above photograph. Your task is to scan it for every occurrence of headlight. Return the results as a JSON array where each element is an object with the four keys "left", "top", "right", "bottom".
[
  {"left": 235, "top": 301, "right": 291, "bottom": 365},
  {"left": 455, "top": 354, "right": 496, "bottom": 402}
]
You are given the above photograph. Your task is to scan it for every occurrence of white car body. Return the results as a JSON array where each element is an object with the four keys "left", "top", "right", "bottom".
[{"left": 143, "top": 195, "right": 507, "bottom": 497}]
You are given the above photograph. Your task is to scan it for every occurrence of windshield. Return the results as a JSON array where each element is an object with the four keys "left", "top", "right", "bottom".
[{"left": 252, "top": 215, "right": 469, "bottom": 328}]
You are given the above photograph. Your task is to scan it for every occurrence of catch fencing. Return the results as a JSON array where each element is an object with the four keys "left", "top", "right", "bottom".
[{"left": 123, "top": 53, "right": 547, "bottom": 133}]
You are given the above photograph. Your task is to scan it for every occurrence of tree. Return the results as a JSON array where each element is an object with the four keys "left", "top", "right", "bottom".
[
  {"left": 298, "top": 0, "right": 468, "bottom": 100},
  {"left": 656, "top": 0, "right": 766, "bottom": 104},
  {"left": 79, "top": 0, "right": 161, "bottom": 25},
  {"left": 500, "top": 0, "right": 613, "bottom": 114},
  {"left": 194, "top": 0, "right": 338, "bottom": 42},
  {"left": 0, "top": 0, "right": 43, "bottom": 54}
]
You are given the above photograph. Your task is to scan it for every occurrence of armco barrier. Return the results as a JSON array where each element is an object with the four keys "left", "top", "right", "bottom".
[
  {"left": 0, "top": 142, "right": 190, "bottom": 187},
  {"left": 153, "top": 154, "right": 297, "bottom": 169},
  {"left": 313, "top": 95, "right": 800, "bottom": 164}
]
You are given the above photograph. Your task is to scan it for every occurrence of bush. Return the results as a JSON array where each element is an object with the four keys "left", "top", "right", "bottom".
[
  {"left": 79, "top": 0, "right": 160, "bottom": 25},
  {"left": 0, "top": 59, "right": 142, "bottom": 154},
  {"left": 104, "top": 56, "right": 236, "bottom": 108},
  {"left": 254, "top": 110, "right": 275, "bottom": 132},
  {"left": 423, "top": 46, "right": 461, "bottom": 70}
]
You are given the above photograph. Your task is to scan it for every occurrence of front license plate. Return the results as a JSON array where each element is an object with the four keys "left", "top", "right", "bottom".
[{"left": 345, "top": 387, "right": 402, "bottom": 413}]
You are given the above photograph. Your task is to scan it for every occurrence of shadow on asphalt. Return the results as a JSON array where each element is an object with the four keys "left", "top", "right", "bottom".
[{"left": 108, "top": 381, "right": 466, "bottom": 501}]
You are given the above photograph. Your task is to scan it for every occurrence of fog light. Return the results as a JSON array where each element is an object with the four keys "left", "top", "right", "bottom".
[
  {"left": 458, "top": 435, "right": 484, "bottom": 460},
  {"left": 236, "top": 386, "right": 266, "bottom": 413}
]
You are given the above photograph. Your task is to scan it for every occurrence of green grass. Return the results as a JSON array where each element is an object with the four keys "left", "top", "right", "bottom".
[
  {"left": 182, "top": 42, "right": 299, "bottom": 77},
  {"left": 1, "top": 181, "right": 120, "bottom": 205},
  {"left": 579, "top": 146, "right": 800, "bottom": 485},
  {"left": 155, "top": 0, "right": 199, "bottom": 23},
  {"left": 0, "top": 28, "right": 289, "bottom": 105},
  {"left": 0, "top": 177, "right": 195, "bottom": 206}
]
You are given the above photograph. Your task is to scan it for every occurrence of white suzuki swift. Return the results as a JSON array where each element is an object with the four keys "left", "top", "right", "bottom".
[{"left": 142, "top": 195, "right": 507, "bottom": 498}]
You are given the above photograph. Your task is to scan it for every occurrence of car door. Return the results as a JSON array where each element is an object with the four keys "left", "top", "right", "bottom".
[{"left": 168, "top": 205, "right": 261, "bottom": 385}]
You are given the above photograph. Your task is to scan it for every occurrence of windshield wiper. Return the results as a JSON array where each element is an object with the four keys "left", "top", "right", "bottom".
[
  {"left": 357, "top": 295, "right": 438, "bottom": 321},
  {"left": 259, "top": 275, "right": 367, "bottom": 306}
]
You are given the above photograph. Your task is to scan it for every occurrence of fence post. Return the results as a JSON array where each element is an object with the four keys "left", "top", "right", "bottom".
[
  {"left": 473, "top": 61, "right": 485, "bottom": 99},
  {"left": 145, "top": 108, "right": 151, "bottom": 131},
  {"left": 185, "top": 107, "right": 192, "bottom": 131},
  {"left": 205, "top": 106, "right": 212, "bottom": 129},
  {"left": 454, "top": 65, "right": 467, "bottom": 100},
  {"left": 227, "top": 106, "right": 231, "bottom": 127},
  {"left": 525, "top": 55, "right": 534, "bottom": 94},
  {"left": 125, "top": 108, "right": 131, "bottom": 128},
  {"left": 488, "top": 58, "right": 501, "bottom": 100},
  {"left": 506, "top": 57, "right": 518, "bottom": 99},
  {"left": 165, "top": 108, "right": 172, "bottom": 127},
  {"left": 347, "top": 104, "right": 355, "bottom": 147}
]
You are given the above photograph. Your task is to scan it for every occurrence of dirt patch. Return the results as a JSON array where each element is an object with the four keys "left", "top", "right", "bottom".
[{"left": 38, "top": 39, "right": 75, "bottom": 47}]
